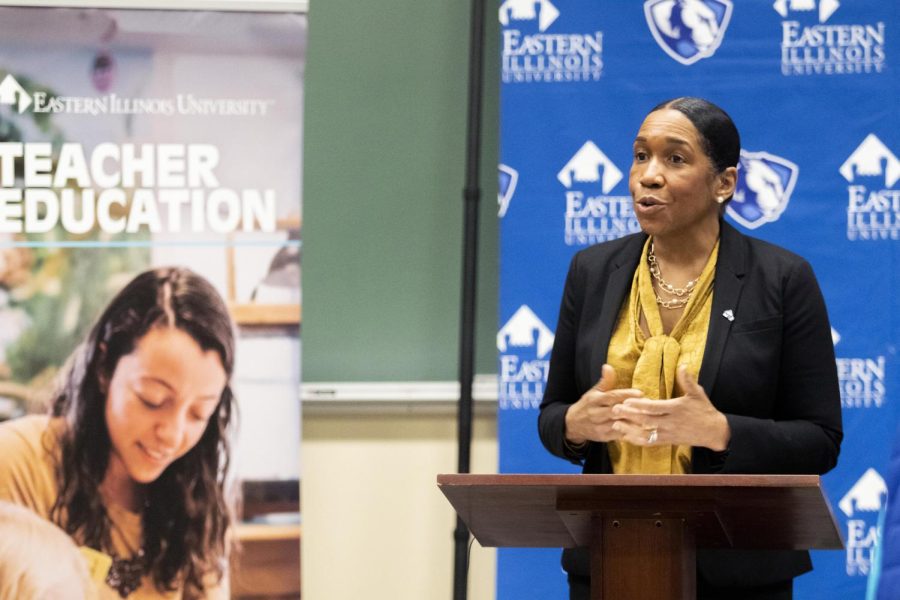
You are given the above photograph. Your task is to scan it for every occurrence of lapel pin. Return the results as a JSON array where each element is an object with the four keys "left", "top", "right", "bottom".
[{"left": 723, "top": 309, "right": 734, "bottom": 322}]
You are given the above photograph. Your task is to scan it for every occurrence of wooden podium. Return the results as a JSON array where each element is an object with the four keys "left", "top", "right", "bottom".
[{"left": 438, "top": 474, "right": 843, "bottom": 600}]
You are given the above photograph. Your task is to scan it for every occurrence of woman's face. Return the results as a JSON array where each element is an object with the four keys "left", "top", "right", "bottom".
[
  {"left": 104, "top": 326, "right": 227, "bottom": 485},
  {"left": 629, "top": 109, "right": 731, "bottom": 240}
]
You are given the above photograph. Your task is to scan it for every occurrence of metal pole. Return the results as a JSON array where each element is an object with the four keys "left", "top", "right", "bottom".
[{"left": 453, "top": 0, "right": 485, "bottom": 598}]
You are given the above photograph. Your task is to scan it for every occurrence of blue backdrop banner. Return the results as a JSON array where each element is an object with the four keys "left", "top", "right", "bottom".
[{"left": 497, "top": 1, "right": 898, "bottom": 598}]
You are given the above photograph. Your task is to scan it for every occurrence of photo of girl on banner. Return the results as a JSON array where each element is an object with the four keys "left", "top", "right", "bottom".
[
  {"left": 0, "top": 6, "right": 304, "bottom": 598},
  {"left": 1, "top": 267, "right": 236, "bottom": 598}
]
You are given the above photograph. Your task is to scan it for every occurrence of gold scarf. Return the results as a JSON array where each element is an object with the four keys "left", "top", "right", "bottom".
[{"left": 606, "top": 237, "right": 719, "bottom": 474}]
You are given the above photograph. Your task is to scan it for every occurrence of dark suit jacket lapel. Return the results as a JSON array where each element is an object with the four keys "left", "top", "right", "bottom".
[
  {"left": 588, "top": 234, "right": 646, "bottom": 384},
  {"left": 699, "top": 220, "right": 748, "bottom": 396}
]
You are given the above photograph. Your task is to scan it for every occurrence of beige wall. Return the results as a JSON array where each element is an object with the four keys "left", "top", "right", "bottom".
[{"left": 302, "top": 405, "right": 498, "bottom": 599}]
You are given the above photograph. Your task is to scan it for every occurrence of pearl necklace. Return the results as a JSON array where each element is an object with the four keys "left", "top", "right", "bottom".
[{"left": 648, "top": 241, "right": 699, "bottom": 310}]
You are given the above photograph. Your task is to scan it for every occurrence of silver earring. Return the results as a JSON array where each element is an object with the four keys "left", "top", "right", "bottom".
[{"left": 715, "top": 196, "right": 726, "bottom": 204}]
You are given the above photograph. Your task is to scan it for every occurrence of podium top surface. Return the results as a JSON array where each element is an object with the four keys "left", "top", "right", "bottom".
[{"left": 437, "top": 474, "right": 843, "bottom": 550}]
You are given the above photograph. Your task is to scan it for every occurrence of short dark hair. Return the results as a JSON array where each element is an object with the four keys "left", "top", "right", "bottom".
[{"left": 652, "top": 97, "right": 741, "bottom": 173}]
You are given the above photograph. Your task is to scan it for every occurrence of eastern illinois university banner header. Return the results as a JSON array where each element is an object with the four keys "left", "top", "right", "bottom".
[{"left": 497, "top": 1, "right": 897, "bottom": 598}]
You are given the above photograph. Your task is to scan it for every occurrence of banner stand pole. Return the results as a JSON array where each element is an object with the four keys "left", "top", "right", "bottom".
[{"left": 453, "top": 0, "right": 486, "bottom": 598}]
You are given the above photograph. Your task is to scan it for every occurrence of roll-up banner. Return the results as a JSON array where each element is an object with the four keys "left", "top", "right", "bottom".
[
  {"left": 497, "top": 1, "right": 897, "bottom": 598},
  {"left": 0, "top": 5, "right": 303, "bottom": 597}
]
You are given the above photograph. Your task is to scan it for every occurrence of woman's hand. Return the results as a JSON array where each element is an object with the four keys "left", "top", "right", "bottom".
[
  {"left": 610, "top": 365, "right": 731, "bottom": 451},
  {"left": 564, "top": 364, "right": 644, "bottom": 445}
]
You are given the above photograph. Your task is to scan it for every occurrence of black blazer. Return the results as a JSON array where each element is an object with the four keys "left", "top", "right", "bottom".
[{"left": 538, "top": 221, "right": 843, "bottom": 587}]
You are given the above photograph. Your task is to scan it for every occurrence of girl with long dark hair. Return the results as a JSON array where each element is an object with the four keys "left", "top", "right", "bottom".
[{"left": 0, "top": 267, "right": 236, "bottom": 599}]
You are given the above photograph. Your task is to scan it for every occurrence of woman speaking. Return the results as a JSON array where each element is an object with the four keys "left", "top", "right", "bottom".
[{"left": 538, "top": 97, "right": 843, "bottom": 600}]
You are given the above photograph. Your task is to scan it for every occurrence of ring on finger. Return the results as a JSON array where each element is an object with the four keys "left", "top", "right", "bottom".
[{"left": 647, "top": 428, "right": 658, "bottom": 444}]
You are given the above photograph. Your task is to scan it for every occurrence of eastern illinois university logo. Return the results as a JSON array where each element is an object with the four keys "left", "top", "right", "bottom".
[
  {"left": 840, "top": 134, "right": 900, "bottom": 189},
  {"left": 775, "top": 0, "right": 886, "bottom": 76},
  {"left": 557, "top": 141, "right": 639, "bottom": 246},
  {"left": 500, "top": 0, "right": 604, "bottom": 83},
  {"left": 557, "top": 141, "right": 622, "bottom": 195},
  {"left": 0, "top": 74, "right": 32, "bottom": 113},
  {"left": 499, "top": 0, "right": 559, "bottom": 33},
  {"left": 497, "top": 305, "right": 554, "bottom": 410},
  {"left": 497, "top": 305, "right": 554, "bottom": 360},
  {"left": 839, "top": 468, "right": 887, "bottom": 576},
  {"left": 832, "top": 327, "right": 887, "bottom": 409},
  {"left": 727, "top": 150, "right": 799, "bottom": 230},
  {"left": 841, "top": 134, "right": 900, "bottom": 241},
  {"left": 644, "top": 0, "right": 733, "bottom": 65},
  {"left": 773, "top": 0, "right": 840, "bottom": 24}
]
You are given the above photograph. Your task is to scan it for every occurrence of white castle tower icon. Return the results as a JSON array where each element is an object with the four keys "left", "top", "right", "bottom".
[
  {"left": 497, "top": 305, "right": 555, "bottom": 359},
  {"left": 839, "top": 468, "right": 887, "bottom": 517},
  {"left": 499, "top": 0, "right": 559, "bottom": 33},
  {"left": 557, "top": 141, "right": 623, "bottom": 194},
  {"left": 0, "top": 74, "right": 32, "bottom": 113},
  {"left": 840, "top": 134, "right": 900, "bottom": 187},
  {"left": 773, "top": 0, "right": 840, "bottom": 23}
]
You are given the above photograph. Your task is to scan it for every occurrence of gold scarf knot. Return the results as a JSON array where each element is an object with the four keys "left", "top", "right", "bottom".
[{"left": 606, "top": 237, "right": 720, "bottom": 474}]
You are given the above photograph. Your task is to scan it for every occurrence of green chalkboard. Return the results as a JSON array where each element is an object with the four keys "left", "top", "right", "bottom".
[{"left": 302, "top": 1, "right": 499, "bottom": 382}]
